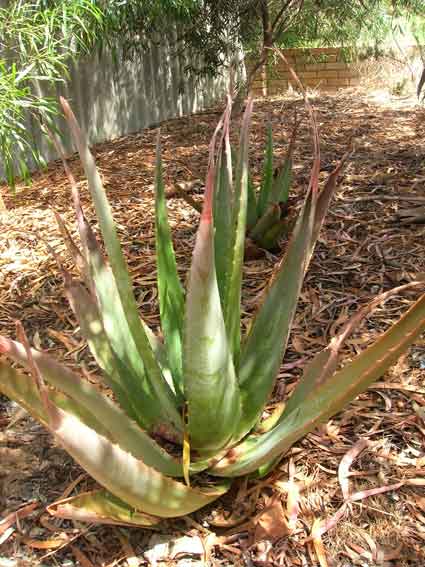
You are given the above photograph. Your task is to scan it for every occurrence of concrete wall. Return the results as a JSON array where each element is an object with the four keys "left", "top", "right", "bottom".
[{"left": 2, "top": 32, "right": 231, "bottom": 175}]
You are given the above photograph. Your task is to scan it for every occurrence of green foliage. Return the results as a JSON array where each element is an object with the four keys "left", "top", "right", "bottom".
[
  {"left": 3, "top": 0, "right": 425, "bottom": 189},
  {"left": 1, "top": 96, "right": 425, "bottom": 524},
  {"left": 0, "top": 0, "right": 103, "bottom": 189}
]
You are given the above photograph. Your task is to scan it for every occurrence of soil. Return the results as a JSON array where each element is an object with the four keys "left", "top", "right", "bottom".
[{"left": 0, "top": 88, "right": 425, "bottom": 566}]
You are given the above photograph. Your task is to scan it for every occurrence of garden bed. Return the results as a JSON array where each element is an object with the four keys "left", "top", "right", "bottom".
[{"left": 1, "top": 89, "right": 425, "bottom": 566}]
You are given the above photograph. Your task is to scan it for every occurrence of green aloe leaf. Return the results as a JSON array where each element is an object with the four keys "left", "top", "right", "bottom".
[
  {"left": 44, "top": 400, "right": 230, "bottom": 517},
  {"left": 282, "top": 283, "right": 421, "bottom": 420},
  {"left": 66, "top": 273, "right": 175, "bottom": 416},
  {"left": 0, "top": 359, "right": 110, "bottom": 439},
  {"left": 154, "top": 133, "right": 185, "bottom": 400},
  {"left": 84, "top": 223, "right": 181, "bottom": 436},
  {"left": 213, "top": 99, "right": 233, "bottom": 302},
  {"left": 0, "top": 337, "right": 182, "bottom": 477},
  {"left": 235, "top": 107, "right": 328, "bottom": 439},
  {"left": 250, "top": 203, "right": 281, "bottom": 242},
  {"left": 223, "top": 99, "right": 254, "bottom": 366},
  {"left": 65, "top": 277, "right": 141, "bottom": 422},
  {"left": 183, "top": 133, "right": 242, "bottom": 452},
  {"left": 211, "top": 291, "right": 425, "bottom": 477},
  {"left": 269, "top": 118, "right": 299, "bottom": 205},
  {"left": 256, "top": 219, "right": 288, "bottom": 250},
  {"left": 257, "top": 122, "right": 274, "bottom": 217},
  {"left": 60, "top": 98, "right": 182, "bottom": 437},
  {"left": 236, "top": 181, "right": 318, "bottom": 439},
  {"left": 254, "top": 283, "right": 421, "bottom": 477},
  {"left": 246, "top": 173, "right": 258, "bottom": 231},
  {"left": 48, "top": 490, "right": 160, "bottom": 527}
]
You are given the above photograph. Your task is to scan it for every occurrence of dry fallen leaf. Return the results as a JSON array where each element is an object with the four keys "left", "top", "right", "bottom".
[{"left": 254, "top": 496, "right": 290, "bottom": 542}]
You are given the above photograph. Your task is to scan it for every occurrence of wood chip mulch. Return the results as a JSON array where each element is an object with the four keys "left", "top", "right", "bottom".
[{"left": 0, "top": 89, "right": 425, "bottom": 566}]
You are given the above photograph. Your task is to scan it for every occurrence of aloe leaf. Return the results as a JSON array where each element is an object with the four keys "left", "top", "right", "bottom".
[
  {"left": 269, "top": 118, "right": 299, "bottom": 205},
  {"left": 213, "top": 99, "right": 233, "bottom": 302},
  {"left": 309, "top": 152, "right": 350, "bottom": 262},
  {"left": 256, "top": 219, "right": 288, "bottom": 250},
  {"left": 214, "top": 149, "right": 233, "bottom": 300},
  {"left": 47, "top": 490, "right": 160, "bottom": 527},
  {"left": 282, "top": 282, "right": 422, "bottom": 420},
  {"left": 257, "top": 122, "right": 274, "bottom": 217},
  {"left": 211, "top": 291, "right": 425, "bottom": 477},
  {"left": 247, "top": 174, "right": 258, "bottom": 231},
  {"left": 0, "top": 360, "right": 110, "bottom": 439},
  {"left": 44, "top": 402, "right": 230, "bottom": 517},
  {"left": 271, "top": 159, "right": 292, "bottom": 205},
  {"left": 183, "top": 136, "right": 242, "bottom": 452},
  {"left": 235, "top": 106, "right": 323, "bottom": 438},
  {"left": 53, "top": 210, "right": 88, "bottom": 279},
  {"left": 84, "top": 229, "right": 181, "bottom": 435},
  {"left": 223, "top": 99, "right": 254, "bottom": 366},
  {"left": 77, "top": 217, "right": 173, "bottom": 390},
  {"left": 0, "top": 337, "right": 182, "bottom": 477},
  {"left": 250, "top": 203, "right": 281, "bottom": 242},
  {"left": 65, "top": 277, "right": 145, "bottom": 422},
  {"left": 257, "top": 284, "right": 425, "bottom": 479},
  {"left": 236, "top": 184, "right": 317, "bottom": 438},
  {"left": 60, "top": 98, "right": 182, "bottom": 436},
  {"left": 48, "top": 130, "right": 94, "bottom": 293},
  {"left": 154, "top": 133, "right": 185, "bottom": 400}
]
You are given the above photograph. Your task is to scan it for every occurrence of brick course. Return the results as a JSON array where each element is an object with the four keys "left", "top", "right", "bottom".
[{"left": 247, "top": 47, "right": 362, "bottom": 95}]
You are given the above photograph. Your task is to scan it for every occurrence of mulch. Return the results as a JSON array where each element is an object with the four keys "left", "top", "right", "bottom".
[{"left": 0, "top": 88, "right": 425, "bottom": 566}]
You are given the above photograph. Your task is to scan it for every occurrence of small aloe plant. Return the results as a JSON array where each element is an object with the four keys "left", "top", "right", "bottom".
[
  {"left": 1, "top": 96, "right": 425, "bottom": 527},
  {"left": 180, "top": 116, "right": 298, "bottom": 252},
  {"left": 245, "top": 117, "right": 298, "bottom": 250}
]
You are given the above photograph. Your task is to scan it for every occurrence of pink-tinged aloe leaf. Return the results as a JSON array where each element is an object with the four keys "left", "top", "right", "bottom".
[
  {"left": 60, "top": 98, "right": 182, "bottom": 436},
  {"left": 223, "top": 98, "right": 254, "bottom": 366},
  {"left": 213, "top": 97, "right": 233, "bottom": 303},
  {"left": 282, "top": 282, "right": 424, "bottom": 420},
  {"left": 53, "top": 210, "right": 87, "bottom": 278},
  {"left": 257, "top": 122, "right": 274, "bottom": 217},
  {"left": 308, "top": 151, "right": 351, "bottom": 264},
  {"left": 183, "top": 122, "right": 242, "bottom": 452},
  {"left": 256, "top": 282, "right": 424, "bottom": 476},
  {"left": 47, "top": 128, "right": 94, "bottom": 293},
  {"left": 211, "top": 291, "right": 425, "bottom": 477},
  {"left": 47, "top": 490, "right": 160, "bottom": 527},
  {"left": 45, "top": 403, "right": 230, "bottom": 517},
  {"left": 0, "top": 337, "right": 182, "bottom": 477},
  {"left": 154, "top": 132, "right": 185, "bottom": 401}
]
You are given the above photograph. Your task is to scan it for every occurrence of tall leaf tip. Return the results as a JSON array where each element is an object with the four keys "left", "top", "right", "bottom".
[
  {"left": 201, "top": 166, "right": 215, "bottom": 222},
  {"left": 60, "top": 96, "right": 71, "bottom": 116},
  {"left": 0, "top": 335, "right": 11, "bottom": 354}
]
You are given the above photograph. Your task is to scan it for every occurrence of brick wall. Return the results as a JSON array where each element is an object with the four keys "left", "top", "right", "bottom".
[{"left": 250, "top": 48, "right": 361, "bottom": 96}]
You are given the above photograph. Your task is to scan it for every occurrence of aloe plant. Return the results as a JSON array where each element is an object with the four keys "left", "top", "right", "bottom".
[
  {"left": 179, "top": 116, "right": 298, "bottom": 252},
  {"left": 246, "top": 117, "right": 299, "bottom": 250},
  {"left": 1, "top": 96, "right": 425, "bottom": 526}
]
